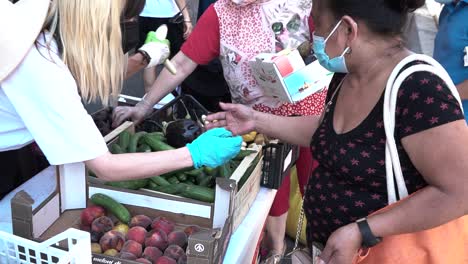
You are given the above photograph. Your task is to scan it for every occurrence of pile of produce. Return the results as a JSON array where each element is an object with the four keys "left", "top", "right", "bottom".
[
  {"left": 102, "top": 130, "right": 259, "bottom": 203},
  {"left": 81, "top": 193, "right": 201, "bottom": 264},
  {"left": 92, "top": 108, "right": 114, "bottom": 137}
]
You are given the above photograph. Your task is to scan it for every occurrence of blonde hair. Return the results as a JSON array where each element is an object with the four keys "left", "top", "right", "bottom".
[{"left": 42, "top": 0, "right": 124, "bottom": 105}]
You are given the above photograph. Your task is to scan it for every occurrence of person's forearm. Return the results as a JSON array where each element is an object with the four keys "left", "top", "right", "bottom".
[
  {"left": 456, "top": 79, "right": 468, "bottom": 100},
  {"left": 86, "top": 147, "right": 193, "bottom": 181},
  {"left": 144, "top": 52, "right": 197, "bottom": 105},
  {"left": 254, "top": 112, "right": 321, "bottom": 146},
  {"left": 125, "top": 53, "right": 147, "bottom": 79},
  {"left": 368, "top": 185, "right": 467, "bottom": 239}
]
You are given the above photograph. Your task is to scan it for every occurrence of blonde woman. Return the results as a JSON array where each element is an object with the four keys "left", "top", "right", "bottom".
[{"left": 0, "top": 0, "right": 242, "bottom": 200}]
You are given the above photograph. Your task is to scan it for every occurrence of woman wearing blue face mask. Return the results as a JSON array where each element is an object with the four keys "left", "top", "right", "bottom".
[
  {"left": 433, "top": 0, "right": 468, "bottom": 122},
  {"left": 206, "top": 0, "right": 468, "bottom": 263}
]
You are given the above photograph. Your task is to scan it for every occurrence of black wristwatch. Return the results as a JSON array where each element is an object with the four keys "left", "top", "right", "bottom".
[
  {"left": 356, "top": 217, "right": 382, "bottom": 248},
  {"left": 136, "top": 49, "right": 151, "bottom": 65}
]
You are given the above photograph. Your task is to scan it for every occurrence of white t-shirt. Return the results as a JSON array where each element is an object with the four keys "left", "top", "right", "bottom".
[
  {"left": 0, "top": 33, "right": 108, "bottom": 165},
  {"left": 140, "top": 0, "right": 180, "bottom": 18}
]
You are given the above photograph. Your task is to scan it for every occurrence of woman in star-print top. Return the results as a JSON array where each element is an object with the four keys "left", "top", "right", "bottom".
[{"left": 206, "top": 0, "right": 468, "bottom": 263}]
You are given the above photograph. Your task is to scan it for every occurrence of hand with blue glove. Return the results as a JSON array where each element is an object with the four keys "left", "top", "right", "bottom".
[{"left": 187, "top": 128, "right": 242, "bottom": 168}]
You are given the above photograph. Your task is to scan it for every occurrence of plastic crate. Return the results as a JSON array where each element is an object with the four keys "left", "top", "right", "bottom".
[
  {"left": 137, "top": 94, "right": 209, "bottom": 132},
  {"left": 0, "top": 228, "right": 91, "bottom": 264},
  {"left": 261, "top": 142, "right": 299, "bottom": 189}
]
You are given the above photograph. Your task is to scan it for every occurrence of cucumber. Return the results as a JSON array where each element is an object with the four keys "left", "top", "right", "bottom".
[
  {"left": 144, "top": 135, "right": 175, "bottom": 151},
  {"left": 147, "top": 180, "right": 159, "bottom": 189},
  {"left": 198, "top": 175, "right": 213, "bottom": 187},
  {"left": 150, "top": 176, "right": 171, "bottom": 186},
  {"left": 234, "top": 150, "right": 257, "bottom": 160},
  {"left": 90, "top": 193, "right": 130, "bottom": 224},
  {"left": 219, "top": 163, "right": 232, "bottom": 179},
  {"left": 167, "top": 176, "right": 180, "bottom": 184},
  {"left": 184, "top": 168, "right": 205, "bottom": 177},
  {"left": 105, "top": 179, "right": 148, "bottom": 190},
  {"left": 203, "top": 166, "right": 217, "bottom": 176},
  {"left": 128, "top": 131, "right": 147, "bottom": 153},
  {"left": 137, "top": 144, "right": 152, "bottom": 153},
  {"left": 146, "top": 132, "right": 166, "bottom": 141},
  {"left": 148, "top": 183, "right": 188, "bottom": 195},
  {"left": 118, "top": 131, "right": 131, "bottom": 152},
  {"left": 110, "top": 144, "right": 123, "bottom": 154},
  {"left": 180, "top": 184, "right": 215, "bottom": 203},
  {"left": 176, "top": 173, "right": 187, "bottom": 182}
]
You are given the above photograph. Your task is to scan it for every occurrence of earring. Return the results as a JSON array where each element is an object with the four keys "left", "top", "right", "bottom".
[{"left": 346, "top": 47, "right": 352, "bottom": 54}]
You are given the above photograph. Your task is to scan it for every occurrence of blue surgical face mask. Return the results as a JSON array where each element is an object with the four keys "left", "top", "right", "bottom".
[
  {"left": 312, "top": 20, "right": 350, "bottom": 73},
  {"left": 434, "top": 0, "right": 453, "bottom": 4}
]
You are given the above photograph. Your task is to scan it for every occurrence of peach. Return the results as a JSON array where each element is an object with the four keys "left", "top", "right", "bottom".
[
  {"left": 120, "top": 240, "right": 143, "bottom": 258},
  {"left": 91, "top": 216, "right": 114, "bottom": 242},
  {"left": 130, "top": 215, "right": 153, "bottom": 229},
  {"left": 151, "top": 217, "right": 175, "bottom": 235},
  {"left": 103, "top": 249, "right": 118, "bottom": 256},
  {"left": 156, "top": 256, "right": 177, "bottom": 264},
  {"left": 99, "top": 230, "right": 125, "bottom": 252},
  {"left": 177, "top": 254, "right": 187, "bottom": 264},
  {"left": 163, "top": 245, "right": 185, "bottom": 261},
  {"left": 167, "top": 231, "right": 187, "bottom": 249},
  {"left": 91, "top": 243, "right": 102, "bottom": 254},
  {"left": 127, "top": 226, "right": 147, "bottom": 245},
  {"left": 183, "top": 225, "right": 201, "bottom": 236},
  {"left": 142, "top": 246, "right": 163, "bottom": 263},
  {"left": 145, "top": 229, "right": 168, "bottom": 251},
  {"left": 118, "top": 252, "right": 137, "bottom": 260},
  {"left": 81, "top": 205, "right": 105, "bottom": 226},
  {"left": 136, "top": 258, "right": 152, "bottom": 264}
]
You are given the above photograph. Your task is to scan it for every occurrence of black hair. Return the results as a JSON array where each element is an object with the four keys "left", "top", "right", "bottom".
[
  {"left": 123, "top": 0, "right": 146, "bottom": 19},
  {"left": 326, "top": 0, "right": 425, "bottom": 36}
]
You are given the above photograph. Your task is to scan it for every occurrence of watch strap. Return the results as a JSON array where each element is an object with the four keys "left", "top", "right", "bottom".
[{"left": 356, "top": 218, "right": 382, "bottom": 248}]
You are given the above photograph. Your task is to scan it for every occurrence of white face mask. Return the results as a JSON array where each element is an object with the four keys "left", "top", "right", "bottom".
[
  {"left": 434, "top": 0, "right": 454, "bottom": 3},
  {"left": 231, "top": 0, "right": 258, "bottom": 6}
]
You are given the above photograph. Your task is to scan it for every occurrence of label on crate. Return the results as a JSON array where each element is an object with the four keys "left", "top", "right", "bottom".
[
  {"left": 92, "top": 255, "right": 127, "bottom": 264},
  {"left": 283, "top": 149, "right": 293, "bottom": 172}
]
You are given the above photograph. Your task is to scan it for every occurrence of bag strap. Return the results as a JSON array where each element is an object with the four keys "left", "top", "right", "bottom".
[{"left": 383, "top": 54, "right": 463, "bottom": 204}]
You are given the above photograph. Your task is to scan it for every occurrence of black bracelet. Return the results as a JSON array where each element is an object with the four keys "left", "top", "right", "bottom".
[{"left": 136, "top": 49, "right": 151, "bottom": 65}]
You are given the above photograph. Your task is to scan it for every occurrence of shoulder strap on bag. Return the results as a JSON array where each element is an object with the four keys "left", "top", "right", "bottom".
[{"left": 383, "top": 54, "right": 463, "bottom": 204}]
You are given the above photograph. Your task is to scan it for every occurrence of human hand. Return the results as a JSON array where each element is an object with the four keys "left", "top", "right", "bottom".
[
  {"left": 205, "top": 102, "right": 256, "bottom": 136},
  {"left": 139, "top": 31, "right": 171, "bottom": 68},
  {"left": 112, "top": 101, "right": 152, "bottom": 128},
  {"left": 183, "top": 21, "right": 193, "bottom": 39},
  {"left": 186, "top": 128, "right": 242, "bottom": 168},
  {"left": 317, "top": 223, "right": 362, "bottom": 264}
]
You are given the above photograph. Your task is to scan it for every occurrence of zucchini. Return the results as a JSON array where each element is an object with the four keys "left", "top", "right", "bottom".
[
  {"left": 110, "top": 143, "right": 123, "bottom": 154},
  {"left": 150, "top": 176, "right": 171, "bottom": 186},
  {"left": 144, "top": 135, "right": 175, "bottom": 151},
  {"left": 105, "top": 179, "right": 149, "bottom": 190},
  {"left": 128, "top": 131, "right": 147, "bottom": 153},
  {"left": 137, "top": 144, "right": 152, "bottom": 153},
  {"left": 90, "top": 193, "right": 130, "bottom": 224},
  {"left": 148, "top": 183, "right": 188, "bottom": 195},
  {"left": 118, "top": 131, "right": 131, "bottom": 151},
  {"left": 180, "top": 184, "right": 215, "bottom": 203}
]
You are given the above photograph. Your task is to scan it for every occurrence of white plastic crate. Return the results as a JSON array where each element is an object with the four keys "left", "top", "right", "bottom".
[{"left": 0, "top": 228, "right": 91, "bottom": 264}]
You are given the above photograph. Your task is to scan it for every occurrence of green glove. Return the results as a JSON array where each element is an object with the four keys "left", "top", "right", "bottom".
[{"left": 187, "top": 128, "right": 243, "bottom": 169}]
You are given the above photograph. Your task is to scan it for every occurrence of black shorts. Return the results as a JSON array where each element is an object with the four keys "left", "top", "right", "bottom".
[
  {"left": 0, "top": 144, "right": 49, "bottom": 200},
  {"left": 138, "top": 16, "right": 184, "bottom": 59}
]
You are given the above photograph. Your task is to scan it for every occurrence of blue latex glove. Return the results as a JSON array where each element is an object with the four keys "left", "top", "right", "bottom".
[{"left": 187, "top": 128, "right": 242, "bottom": 168}]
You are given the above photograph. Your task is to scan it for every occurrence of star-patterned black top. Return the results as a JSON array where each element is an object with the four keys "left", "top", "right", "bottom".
[{"left": 304, "top": 64, "right": 465, "bottom": 246}]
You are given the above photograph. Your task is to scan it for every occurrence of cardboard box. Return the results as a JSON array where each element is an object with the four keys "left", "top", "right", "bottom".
[
  {"left": 11, "top": 168, "right": 232, "bottom": 264},
  {"left": 249, "top": 49, "right": 334, "bottom": 103}
]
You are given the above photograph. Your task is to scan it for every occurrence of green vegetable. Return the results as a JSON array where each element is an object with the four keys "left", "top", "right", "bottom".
[
  {"left": 137, "top": 144, "right": 152, "bottom": 153},
  {"left": 128, "top": 131, "right": 147, "bottom": 153},
  {"left": 219, "top": 163, "right": 232, "bottom": 179},
  {"left": 198, "top": 175, "right": 213, "bottom": 187},
  {"left": 144, "top": 135, "right": 175, "bottom": 151},
  {"left": 176, "top": 173, "right": 188, "bottom": 182},
  {"left": 148, "top": 183, "right": 188, "bottom": 195},
  {"left": 203, "top": 166, "right": 217, "bottom": 176},
  {"left": 180, "top": 184, "right": 215, "bottom": 203},
  {"left": 105, "top": 179, "right": 149, "bottom": 190},
  {"left": 145, "top": 132, "right": 166, "bottom": 142},
  {"left": 110, "top": 143, "right": 123, "bottom": 154},
  {"left": 235, "top": 150, "right": 257, "bottom": 160},
  {"left": 150, "top": 176, "right": 171, "bottom": 186},
  {"left": 185, "top": 168, "right": 205, "bottom": 177},
  {"left": 238, "top": 153, "right": 261, "bottom": 189},
  {"left": 147, "top": 180, "right": 159, "bottom": 189},
  {"left": 118, "top": 131, "right": 131, "bottom": 151},
  {"left": 90, "top": 193, "right": 130, "bottom": 224},
  {"left": 167, "top": 176, "right": 180, "bottom": 184}
]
